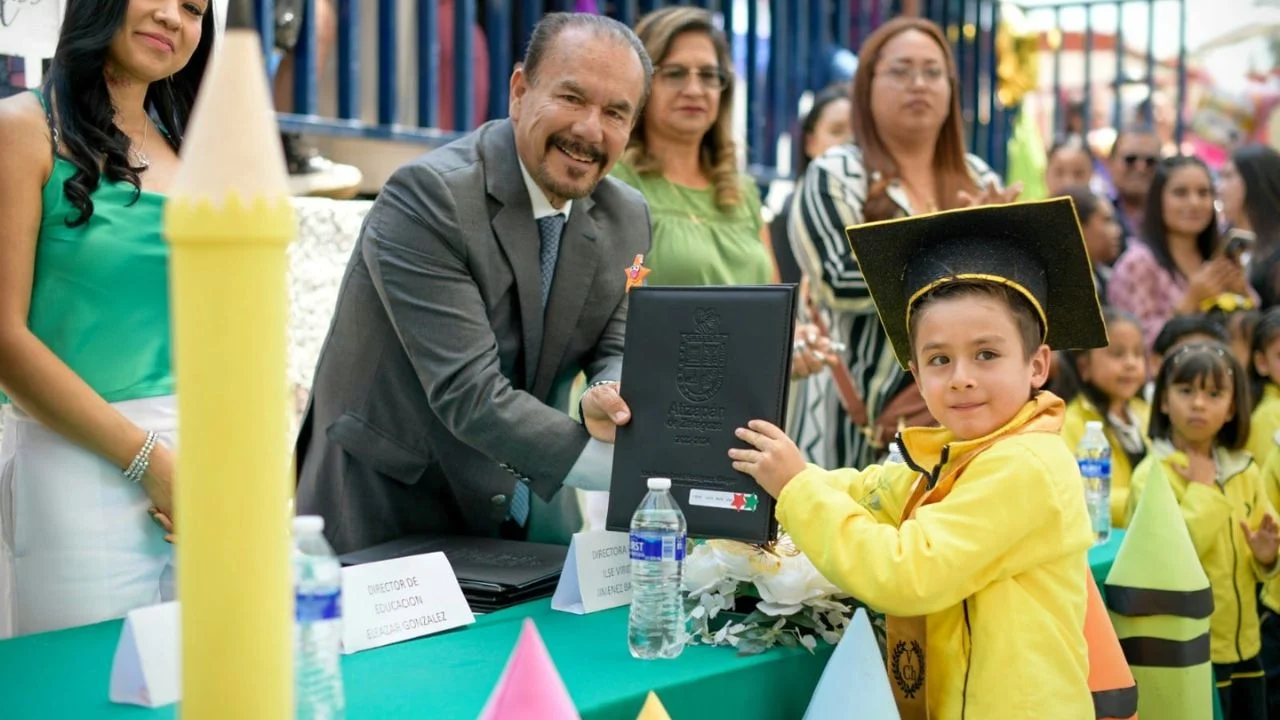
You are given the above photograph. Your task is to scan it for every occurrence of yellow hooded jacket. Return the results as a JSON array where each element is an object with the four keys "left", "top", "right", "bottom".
[
  {"left": 1247, "top": 383, "right": 1280, "bottom": 469},
  {"left": 1061, "top": 395, "right": 1150, "bottom": 529},
  {"left": 1257, "top": 444, "right": 1280, "bottom": 614},
  {"left": 1126, "top": 440, "right": 1278, "bottom": 664},
  {"left": 777, "top": 393, "right": 1093, "bottom": 719}
]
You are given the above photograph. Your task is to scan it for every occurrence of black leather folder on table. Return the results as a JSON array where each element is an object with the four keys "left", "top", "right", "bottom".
[
  {"left": 338, "top": 535, "right": 566, "bottom": 612},
  {"left": 604, "top": 285, "right": 797, "bottom": 544}
]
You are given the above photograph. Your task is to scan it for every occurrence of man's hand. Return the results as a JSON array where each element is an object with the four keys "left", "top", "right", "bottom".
[
  {"left": 729, "top": 420, "right": 806, "bottom": 499},
  {"left": 581, "top": 381, "right": 631, "bottom": 443}
]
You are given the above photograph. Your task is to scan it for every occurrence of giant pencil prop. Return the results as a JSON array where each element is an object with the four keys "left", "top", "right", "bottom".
[
  {"left": 1105, "top": 466, "right": 1214, "bottom": 720},
  {"left": 166, "top": 1, "right": 296, "bottom": 717}
]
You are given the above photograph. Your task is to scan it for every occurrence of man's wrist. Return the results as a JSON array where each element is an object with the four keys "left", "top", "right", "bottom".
[{"left": 578, "top": 380, "right": 620, "bottom": 422}]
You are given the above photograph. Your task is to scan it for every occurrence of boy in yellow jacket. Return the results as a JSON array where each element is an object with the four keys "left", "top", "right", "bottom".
[{"left": 731, "top": 199, "right": 1105, "bottom": 719}]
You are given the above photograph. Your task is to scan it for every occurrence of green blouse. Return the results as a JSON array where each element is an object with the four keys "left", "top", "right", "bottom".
[
  {"left": 611, "top": 160, "right": 771, "bottom": 286},
  {"left": 1, "top": 90, "right": 174, "bottom": 405}
]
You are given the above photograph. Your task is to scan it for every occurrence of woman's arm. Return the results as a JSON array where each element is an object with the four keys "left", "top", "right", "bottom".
[{"left": 0, "top": 95, "right": 174, "bottom": 517}]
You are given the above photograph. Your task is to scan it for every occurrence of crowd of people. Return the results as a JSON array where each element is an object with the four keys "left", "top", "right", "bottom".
[{"left": 3, "top": 1, "right": 1280, "bottom": 717}]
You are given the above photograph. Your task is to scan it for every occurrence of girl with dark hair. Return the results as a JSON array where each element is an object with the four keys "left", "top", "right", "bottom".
[
  {"left": 1220, "top": 145, "right": 1280, "bottom": 308},
  {"left": 786, "top": 17, "right": 1012, "bottom": 471},
  {"left": 770, "top": 85, "right": 852, "bottom": 285},
  {"left": 1054, "top": 309, "right": 1149, "bottom": 529},
  {"left": 1061, "top": 184, "right": 1121, "bottom": 300},
  {"left": 1108, "top": 155, "right": 1251, "bottom": 349},
  {"left": 0, "top": 0, "right": 216, "bottom": 636},
  {"left": 1246, "top": 308, "right": 1280, "bottom": 467},
  {"left": 1130, "top": 341, "right": 1277, "bottom": 720}
]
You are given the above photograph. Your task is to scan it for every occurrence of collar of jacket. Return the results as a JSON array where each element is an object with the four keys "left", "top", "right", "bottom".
[
  {"left": 897, "top": 391, "right": 1066, "bottom": 486},
  {"left": 1149, "top": 438, "right": 1254, "bottom": 483}
]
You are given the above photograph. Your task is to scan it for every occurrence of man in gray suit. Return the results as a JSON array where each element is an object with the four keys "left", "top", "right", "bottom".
[{"left": 296, "top": 13, "right": 653, "bottom": 554}]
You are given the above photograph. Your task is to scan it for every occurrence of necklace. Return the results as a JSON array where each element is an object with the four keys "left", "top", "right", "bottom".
[
  {"left": 898, "top": 176, "right": 937, "bottom": 213},
  {"left": 128, "top": 120, "right": 150, "bottom": 170}
]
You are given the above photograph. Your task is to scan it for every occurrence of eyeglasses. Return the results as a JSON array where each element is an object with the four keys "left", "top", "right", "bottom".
[
  {"left": 655, "top": 64, "right": 730, "bottom": 91},
  {"left": 1122, "top": 154, "right": 1159, "bottom": 169},
  {"left": 875, "top": 65, "right": 948, "bottom": 87}
]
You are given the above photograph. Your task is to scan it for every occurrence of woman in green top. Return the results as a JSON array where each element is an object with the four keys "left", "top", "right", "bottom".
[
  {"left": 0, "top": 0, "right": 215, "bottom": 636},
  {"left": 616, "top": 7, "right": 833, "bottom": 380}
]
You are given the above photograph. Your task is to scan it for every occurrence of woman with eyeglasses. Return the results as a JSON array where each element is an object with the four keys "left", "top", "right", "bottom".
[
  {"left": 612, "top": 7, "right": 834, "bottom": 381},
  {"left": 787, "top": 17, "right": 1012, "bottom": 471},
  {"left": 1108, "top": 155, "right": 1253, "bottom": 349}
]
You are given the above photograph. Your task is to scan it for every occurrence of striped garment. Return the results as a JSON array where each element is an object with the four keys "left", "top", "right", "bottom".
[{"left": 786, "top": 143, "right": 1001, "bottom": 470}]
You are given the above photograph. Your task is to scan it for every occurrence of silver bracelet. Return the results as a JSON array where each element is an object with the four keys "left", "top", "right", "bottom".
[{"left": 123, "top": 431, "right": 159, "bottom": 484}]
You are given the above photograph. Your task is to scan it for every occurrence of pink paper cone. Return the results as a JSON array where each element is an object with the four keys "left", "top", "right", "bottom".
[{"left": 477, "top": 619, "right": 581, "bottom": 720}]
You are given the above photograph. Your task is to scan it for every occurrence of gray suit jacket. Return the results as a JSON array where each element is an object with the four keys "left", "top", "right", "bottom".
[{"left": 295, "top": 119, "right": 652, "bottom": 554}]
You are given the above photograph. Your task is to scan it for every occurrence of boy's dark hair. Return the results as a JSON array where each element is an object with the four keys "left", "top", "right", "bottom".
[
  {"left": 1048, "top": 133, "right": 1096, "bottom": 164},
  {"left": 1148, "top": 340, "right": 1251, "bottom": 450},
  {"left": 1152, "top": 315, "right": 1228, "bottom": 357},
  {"left": 907, "top": 281, "right": 1043, "bottom": 361},
  {"left": 1249, "top": 308, "right": 1280, "bottom": 406}
]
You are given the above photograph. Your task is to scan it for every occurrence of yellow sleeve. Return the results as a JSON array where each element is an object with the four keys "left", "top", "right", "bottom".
[
  {"left": 1243, "top": 464, "right": 1280, "bottom": 581},
  {"left": 1128, "top": 457, "right": 1232, "bottom": 557},
  {"left": 777, "top": 462, "right": 914, "bottom": 530},
  {"left": 778, "top": 439, "right": 1083, "bottom": 617},
  {"left": 1264, "top": 451, "right": 1280, "bottom": 514}
]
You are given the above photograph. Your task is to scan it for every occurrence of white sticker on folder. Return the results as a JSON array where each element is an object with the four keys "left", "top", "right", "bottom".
[{"left": 688, "top": 488, "right": 759, "bottom": 512}]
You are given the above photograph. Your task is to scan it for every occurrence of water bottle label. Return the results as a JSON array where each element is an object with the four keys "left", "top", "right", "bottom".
[
  {"left": 1078, "top": 457, "right": 1111, "bottom": 478},
  {"left": 296, "top": 589, "right": 341, "bottom": 622},
  {"left": 630, "top": 531, "right": 686, "bottom": 562}
]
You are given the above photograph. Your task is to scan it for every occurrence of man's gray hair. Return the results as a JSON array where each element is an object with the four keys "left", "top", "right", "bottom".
[{"left": 522, "top": 12, "right": 654, "bottom": 110}]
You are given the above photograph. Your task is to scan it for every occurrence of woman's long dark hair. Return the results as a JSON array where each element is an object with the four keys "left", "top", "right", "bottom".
[
  {"left": 44, "top": 0, "right": 216, "bottom": 226},
  {"left": 1140, "top": 155, "right": 1219, "bottom": 279}
]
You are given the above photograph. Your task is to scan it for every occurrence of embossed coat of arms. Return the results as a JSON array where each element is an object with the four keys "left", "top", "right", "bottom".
[{"left": 676, "top": 307, "right": 728, "bottom": 403}]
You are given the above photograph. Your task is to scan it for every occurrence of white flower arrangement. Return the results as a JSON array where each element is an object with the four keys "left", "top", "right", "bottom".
[{"left": 682, "top": 536, "right": 886, "bottom": 656}]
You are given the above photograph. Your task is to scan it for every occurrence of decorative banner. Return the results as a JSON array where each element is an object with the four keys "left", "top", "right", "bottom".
[{"left": 0, "top": 0, "right": 62, "bottom": 58}]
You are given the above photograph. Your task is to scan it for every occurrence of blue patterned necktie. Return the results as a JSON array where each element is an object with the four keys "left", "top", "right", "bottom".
[
  {"left": 510, "top": 214, "right": 566, "bottom": 528},
  {"left": 537, "top": 214, "right": 566, "bottom": 308}
]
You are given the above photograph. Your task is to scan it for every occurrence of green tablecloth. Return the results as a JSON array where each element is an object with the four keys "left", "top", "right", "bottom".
[{"left": 0, "top": 598, "right": 831, "bottom": 720}]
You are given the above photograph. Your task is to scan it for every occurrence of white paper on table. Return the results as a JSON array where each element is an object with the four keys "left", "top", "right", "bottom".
[{"left": 109, "top": 601, "right": 182, "bottom": 708}]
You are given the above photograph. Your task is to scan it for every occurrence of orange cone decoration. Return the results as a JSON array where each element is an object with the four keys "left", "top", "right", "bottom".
[{"left": 1084, "top": 573, "right": 1138, "bottom": 719}]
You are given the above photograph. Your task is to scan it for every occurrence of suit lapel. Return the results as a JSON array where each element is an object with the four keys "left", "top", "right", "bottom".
[{"left": 484, "top": 121, "right": 544, "bottom": 388}]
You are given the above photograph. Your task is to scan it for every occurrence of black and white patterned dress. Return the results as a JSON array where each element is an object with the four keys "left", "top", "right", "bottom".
[{"left": 787, "top": 144, "right": 1000, "bottom": 471}]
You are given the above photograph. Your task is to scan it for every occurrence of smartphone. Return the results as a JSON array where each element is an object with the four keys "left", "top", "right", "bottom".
[{"left": 1224, "top": 228, "right": 1257, "bottom": 266}]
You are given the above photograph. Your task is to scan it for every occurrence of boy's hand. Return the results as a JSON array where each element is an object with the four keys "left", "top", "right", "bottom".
[
  {"left": 1242, "top": 514, "right": 1280, "bottom": 567},
  {"left": 729, "top": 420, "right": 806, "bottom": 498}
]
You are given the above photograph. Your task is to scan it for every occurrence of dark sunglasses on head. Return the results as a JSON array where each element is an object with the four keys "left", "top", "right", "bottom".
[{"left": 1122, "top": 154, "right": 1159, "bottom": 169}]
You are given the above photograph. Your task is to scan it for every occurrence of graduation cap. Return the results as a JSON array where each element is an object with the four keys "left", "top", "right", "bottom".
[{"left": 846, "top": 197, "right": 1107, "bottom": 369}]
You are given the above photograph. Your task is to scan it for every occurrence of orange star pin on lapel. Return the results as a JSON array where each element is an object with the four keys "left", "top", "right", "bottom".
[{"left": 625, "top": 253, "right": 650, "bottom": 293}]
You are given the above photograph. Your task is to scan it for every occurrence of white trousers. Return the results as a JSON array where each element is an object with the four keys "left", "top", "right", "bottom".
[{"left": 0, "top": 396, "right": 177, "bottom": 637}]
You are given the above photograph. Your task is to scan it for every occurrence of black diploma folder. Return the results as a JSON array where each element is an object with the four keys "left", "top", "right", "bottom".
[
  {"left": 337, "top": 536, "right": 565, "bottom": 612},
  {"left": 605, "top": 285, "right": 796, "bottom": 543}
]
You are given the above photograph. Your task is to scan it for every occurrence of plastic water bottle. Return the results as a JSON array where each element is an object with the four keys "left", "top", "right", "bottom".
[
  {"left": 628, "top": 477, "right": 688, "bottom": 660},
  {"left": 1077, "top": 421, "right": 1112, "bottom": 546},
  {"left": 293, "top": 515, "right": 346, "bottom": 719}
]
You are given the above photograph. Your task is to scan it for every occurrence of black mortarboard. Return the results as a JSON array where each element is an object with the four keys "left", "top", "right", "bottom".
[{"left": 845, "top": 197, "right": 1107, "bottom": 369}]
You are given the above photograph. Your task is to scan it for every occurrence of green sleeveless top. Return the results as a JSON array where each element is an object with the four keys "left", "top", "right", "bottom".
[
  {"left": 610, "top": 160, "right": 771, "bottom": 286},
  {"left": 0, "top": 90, "right": 174, "bottom": 404}
]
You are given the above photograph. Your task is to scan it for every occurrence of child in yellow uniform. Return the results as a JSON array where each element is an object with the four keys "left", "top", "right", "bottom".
[
  {"left": 730, "top": 199, "right": 1103, "bottom": 719},
  {"left": 1054, "top": 308, "right": 1150, "bottom": 528},
  {"left": 1126, "top": 341, "right": 1279, "bottom": 719},
  {"left": 1247, "top": 309, "right": 1280, "bottom": 468}
]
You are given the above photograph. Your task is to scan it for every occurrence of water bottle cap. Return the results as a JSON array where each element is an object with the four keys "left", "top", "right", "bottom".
[
  {"left": 646, "top": 477, "right": 672, "bottom": 491},
  {"left": 292, "top": 515, "right": 325, "bottom": 535},
  {"left": 1085, "top": 420, "right": 1103, "bottom": 432}
]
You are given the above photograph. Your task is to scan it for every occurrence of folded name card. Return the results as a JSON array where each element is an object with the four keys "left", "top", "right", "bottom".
[
  {"left": 551, "top": 531, "right": 632, "bottom": 614},
  {"left": 341, "top": 551, "right": 476, "bottom": 654},
  {"left": 109, "top": 601, "right": 182, "bottom": 708}
]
